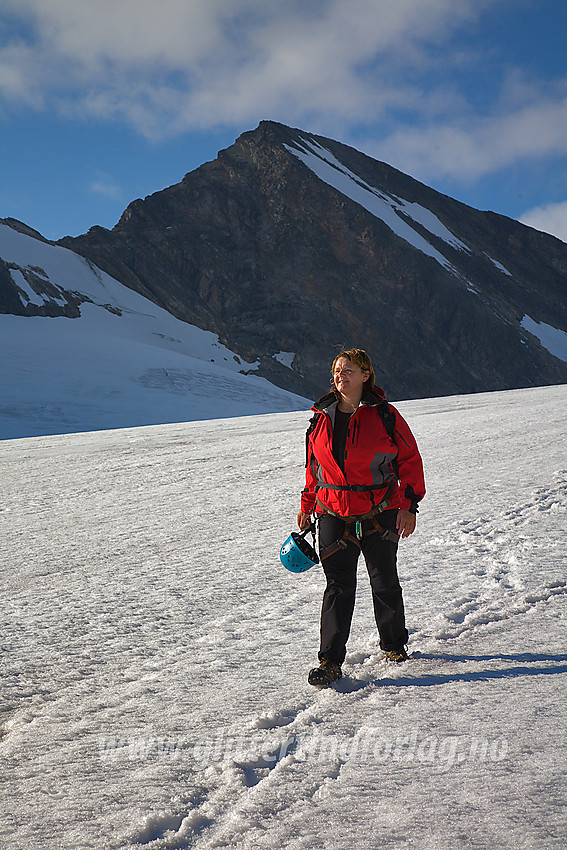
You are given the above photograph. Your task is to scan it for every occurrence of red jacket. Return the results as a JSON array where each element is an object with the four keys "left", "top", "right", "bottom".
[{"left": 301, "top": 389, "right": 425, "bottom": 518}]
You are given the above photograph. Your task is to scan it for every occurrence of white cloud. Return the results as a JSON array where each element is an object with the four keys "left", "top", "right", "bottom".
[
  {"left": 1, "top": 0, "right": 566, "bottom": 194},
  {"left": 519, "top": 201, "right": 567, "bottom": 243},
  {"left": 0, "top": 0, "right": 491, "bottom": 136},
  {"left": 364, "top": 82, "right": 567, "bottom": 184},
  {"left": 89, "top": 173, "right": 124, "bottom": 201}
]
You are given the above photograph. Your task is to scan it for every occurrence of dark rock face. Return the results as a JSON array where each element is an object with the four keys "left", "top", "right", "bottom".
[
  {"left": 25, "top": 122, "right": 567, "bottom": 398},
  {"left": 0, "top": 253, "right": 87, "bottom": 318}
]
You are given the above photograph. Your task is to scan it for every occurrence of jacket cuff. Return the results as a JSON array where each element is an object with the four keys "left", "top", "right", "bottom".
[
  {"left": 301, "top": 492, "right": 316, "bottom": 514},
  {"left": 403, "top": 484, "right": 421, "bottom": 514}
]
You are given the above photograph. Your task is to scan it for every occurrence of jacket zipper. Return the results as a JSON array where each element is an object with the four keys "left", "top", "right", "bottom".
[
  {"left": 352, "top": 419, "right": 359, "bottom": 446},
  {"left": 341, "top": 411, "right": 360, "bottom": 469}
]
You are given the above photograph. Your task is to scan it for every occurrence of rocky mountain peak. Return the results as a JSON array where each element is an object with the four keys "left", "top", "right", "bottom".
[{"left": 5, "top": 121, "right": 567, "bottom": 400}]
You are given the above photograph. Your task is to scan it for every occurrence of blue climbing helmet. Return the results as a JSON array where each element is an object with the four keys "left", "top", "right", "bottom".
[{"left": 280, "top": 523, "right": 319, "bottom": 573}]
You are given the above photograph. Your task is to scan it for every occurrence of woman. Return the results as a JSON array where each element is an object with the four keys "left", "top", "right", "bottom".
[{"left": 297, "top": 349, "right": 425, "bottom": 687}]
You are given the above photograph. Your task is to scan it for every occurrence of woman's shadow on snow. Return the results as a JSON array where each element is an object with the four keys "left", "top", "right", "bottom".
[{"left": 334, "top": 651, "right": 567, "bottom": 693}]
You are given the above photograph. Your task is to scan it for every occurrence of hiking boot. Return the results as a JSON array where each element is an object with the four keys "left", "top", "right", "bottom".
[
  {"left": 384, "top": 647, "right": 409, "bottom": 663},
  {"left": 307, "top": 655, "right": 342, "bottom": 687}
]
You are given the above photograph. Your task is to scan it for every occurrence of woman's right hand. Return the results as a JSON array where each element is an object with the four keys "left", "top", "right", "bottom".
[{"left": 296, "top": 511, "right": 312, "bottom": 531}]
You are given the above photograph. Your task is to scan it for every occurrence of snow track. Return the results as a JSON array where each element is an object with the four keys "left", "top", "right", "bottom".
[{"left": 1, "top": 386, "right": 566, "bottom": 849}]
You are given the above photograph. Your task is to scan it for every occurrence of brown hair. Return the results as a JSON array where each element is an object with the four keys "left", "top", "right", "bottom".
[{"left": 330, "top": 348, "right": 375, "bottom": 392}]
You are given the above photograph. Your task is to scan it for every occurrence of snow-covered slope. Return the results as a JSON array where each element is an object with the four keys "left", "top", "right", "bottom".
[
  {"left": 2, "top": 385, "right": 566, "bottom": 849},
  {"left": 0, "top": 223, "right": 309, "bottom": 439}
]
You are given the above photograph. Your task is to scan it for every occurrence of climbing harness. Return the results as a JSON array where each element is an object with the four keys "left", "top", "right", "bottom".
[{"left": 316, "top": 482, "right": 400, "bottom": 561}]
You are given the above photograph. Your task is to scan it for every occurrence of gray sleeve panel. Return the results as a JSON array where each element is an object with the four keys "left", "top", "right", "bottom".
[{"left": 368, "top": 452, "right": 398, "bottom": 486}]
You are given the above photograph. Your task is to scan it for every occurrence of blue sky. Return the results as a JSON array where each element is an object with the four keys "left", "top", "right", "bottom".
[{"left": 1, "top": 0, "right": 566, "bottom": 242}]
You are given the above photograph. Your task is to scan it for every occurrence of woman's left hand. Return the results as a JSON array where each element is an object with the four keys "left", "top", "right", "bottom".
[{"left": 396, "top": 509, "right": 416, "bottom": 538}]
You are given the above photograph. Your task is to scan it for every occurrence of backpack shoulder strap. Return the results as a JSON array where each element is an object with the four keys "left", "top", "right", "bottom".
[
  {"left": 305, "top": 411, "right": 322, "bottom": 467},
  {"left": 376, "top": 399, "right": 396, "bottom": 441},
  {"left": 375, "top": 399, "right": 399, "bottom": 480}
]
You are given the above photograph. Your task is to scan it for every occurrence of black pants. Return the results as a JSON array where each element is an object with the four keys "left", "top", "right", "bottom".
[{"left": 317, "top": 511, "right": 408, "bottom": 664}]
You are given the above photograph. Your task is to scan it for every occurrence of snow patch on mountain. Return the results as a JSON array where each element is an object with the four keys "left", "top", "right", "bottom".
[
  {"left": 10, "top": 267, "right": 47, "bottom": 306},
  {"left": 521, "top": 315, "right": 567, "bottom": 362},
  {"left": 284, "top": 137, "right": 470, "bottom": 274},
  {"left": 485, "top": 254, "right": 513, "bottom": 277},
  {"left": 273, "top": 351, "right": 296, "bottom": 369}
]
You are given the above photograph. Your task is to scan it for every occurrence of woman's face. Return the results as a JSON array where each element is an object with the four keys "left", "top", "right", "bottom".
[{"left": 333, "top": 357, "right": 370, "bottom": 397}]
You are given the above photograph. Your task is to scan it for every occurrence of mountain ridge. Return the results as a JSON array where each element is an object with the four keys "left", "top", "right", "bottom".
[{"left": 2, "top": 120, "right": 567, "bottom": 403}]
